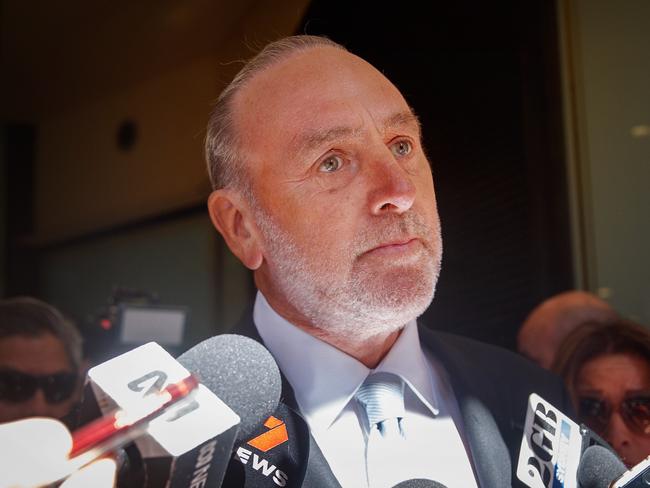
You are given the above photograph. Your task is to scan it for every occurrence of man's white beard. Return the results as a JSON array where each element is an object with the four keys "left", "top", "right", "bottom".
[{"left": 252, "top": 202, "right": 442, "bottom": 341}]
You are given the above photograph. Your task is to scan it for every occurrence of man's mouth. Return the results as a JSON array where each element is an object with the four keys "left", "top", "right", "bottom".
[{"left": 362, "top": 238, "right": 419, "bottom": 257}]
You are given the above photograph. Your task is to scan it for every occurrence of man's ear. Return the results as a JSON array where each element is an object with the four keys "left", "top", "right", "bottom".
[{"left": 207, "top": 189, "right": 264, "bottom": 270}]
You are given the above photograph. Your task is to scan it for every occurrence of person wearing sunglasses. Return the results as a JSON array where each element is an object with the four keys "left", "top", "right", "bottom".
[
  {"left": 0, "top": 297, "right": 84, "bottom": 427},
  {"left": 553, "top": 318, "right": 650, "bottom": 467}
]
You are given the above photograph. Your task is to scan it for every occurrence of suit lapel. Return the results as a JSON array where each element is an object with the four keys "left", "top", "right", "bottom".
[
  {"left": 419, "top": 326, "right": 512, "bottom": 488},
  {"left": 230, "top": 311, "right": 341, "bottom": 488}
]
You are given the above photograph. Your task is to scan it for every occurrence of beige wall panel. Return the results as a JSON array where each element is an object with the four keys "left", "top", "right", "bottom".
[
  {"left": 29, "top": 0, "right": 310, "bottom": 243},
  {"left": 35, "top": 55, "right": 216, "bottom": 242},
  {"left": 561, "top": 0, "right": 650, "bottom": 324}
]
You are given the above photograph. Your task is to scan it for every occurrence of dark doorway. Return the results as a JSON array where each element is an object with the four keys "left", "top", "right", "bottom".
[{"left": 4, "top": 124, "right": 38, "bottom": 297}]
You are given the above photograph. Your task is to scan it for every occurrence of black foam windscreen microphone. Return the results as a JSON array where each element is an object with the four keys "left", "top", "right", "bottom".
[
  {"left": 577, "top": 445, "right": 627, "bottom": 488},
  {"left": 392, "top": 479, "right": 449, "bottom": 488},
  {"left": 177, "top": 333, "right": 282, "bottom": 442},
  {"left": 581, "top": 445, "right": 650, "bottom": 488}
]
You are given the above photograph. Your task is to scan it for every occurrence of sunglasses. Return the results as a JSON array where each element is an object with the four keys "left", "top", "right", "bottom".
[
  {"left": 0, "top": 369, "right": 78, "bottom": 404},
  {"left": 578, "top": 395, "right": 650, "bottom": 437}
]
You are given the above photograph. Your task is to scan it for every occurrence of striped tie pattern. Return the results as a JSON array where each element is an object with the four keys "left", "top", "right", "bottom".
[{"left": 355, "top": 372, "right": 405, "bottom": 439}]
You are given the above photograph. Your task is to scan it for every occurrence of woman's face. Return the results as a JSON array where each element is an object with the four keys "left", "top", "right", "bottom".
[{"left": 575, "top": 352, "right": 650, "bottom": 467}]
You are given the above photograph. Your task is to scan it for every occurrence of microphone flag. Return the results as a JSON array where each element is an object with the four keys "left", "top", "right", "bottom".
[
  {"left": 517, "top": 393, "right": 583, "bottom": 488},
  {"left": 87, "top": 342, "right": 240, "bottom": 487}
]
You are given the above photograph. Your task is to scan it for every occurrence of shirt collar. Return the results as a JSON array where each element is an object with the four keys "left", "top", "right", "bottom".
[{"left": 253, "top": 291, "right": 440, "bottom": 432}]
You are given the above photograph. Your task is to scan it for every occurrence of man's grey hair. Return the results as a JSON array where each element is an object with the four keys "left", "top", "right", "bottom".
[
  {"left": 204, "top": 35, "right": 347, "bottom": 195},
  {"left": 0, "top": 296, "right": 83, "bottom": 371}
]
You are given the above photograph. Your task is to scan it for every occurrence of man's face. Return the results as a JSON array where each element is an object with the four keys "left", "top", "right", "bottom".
[
  {"left": 233, "top": 47, "right": 442, "bottom": 335},
  {"left": 0, "top": 333, "right": 79, "bottom": 424}
]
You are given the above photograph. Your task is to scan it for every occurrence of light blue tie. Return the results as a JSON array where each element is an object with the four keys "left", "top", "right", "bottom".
[{"left": 355, "top": 372, "right": 406, "bottom": 439}]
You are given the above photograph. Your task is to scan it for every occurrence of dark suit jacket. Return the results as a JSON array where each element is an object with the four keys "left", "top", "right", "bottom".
[{"left": 223, "top": 311, "right": 572, "bottom": 488}]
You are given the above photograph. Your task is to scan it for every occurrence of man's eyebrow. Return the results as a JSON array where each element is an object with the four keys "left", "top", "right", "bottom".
[
  {"left": 291, "top": 109, "right": 421, "bottom": 156},
  {"left": 292, "top": 126, "right": 361, "bottom": 155},
  {"left": 383, "top": 110, "right": 421, "bottom": 135}
]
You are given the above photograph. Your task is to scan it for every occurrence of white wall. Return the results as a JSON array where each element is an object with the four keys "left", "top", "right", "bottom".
[{"left": 561, "top": 0, "right": 650, "bottom": 324}]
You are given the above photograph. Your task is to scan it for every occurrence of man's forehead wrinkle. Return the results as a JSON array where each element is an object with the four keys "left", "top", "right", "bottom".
[
  {"left": 295, "top": 125, "right": 362, "bottom": 154},
  {"left": 291, "top": 109, "right": 419, "bottom": 157}
]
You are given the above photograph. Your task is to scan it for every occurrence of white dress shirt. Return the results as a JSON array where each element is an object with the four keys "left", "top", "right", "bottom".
[{"left": 254, "top": 292, "right": 479, "bottom": 488}]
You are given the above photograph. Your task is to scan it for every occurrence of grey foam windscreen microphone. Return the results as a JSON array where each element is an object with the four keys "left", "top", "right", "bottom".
[
  {"left": 392, "top": 480, "right": 449, "bottom": 488},
  {"left": 84, "top": 335, "right": 283, "bottom": 488},
  {"left": 177, "top": 333, "right": 282, "bottom": 441},
  {"left": 577, "top": 445, "right": 627, "bottom": 488},
  {"left": 83, "top": 339, "right": 257, "bottom": 488}
]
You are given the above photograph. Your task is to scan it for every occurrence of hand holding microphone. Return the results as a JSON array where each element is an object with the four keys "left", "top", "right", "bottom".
[
  {"left": 1, "top": 333, "right": 282, "bottom": 488},
  {"left": 0, "top": 359, "right": 198, "bottom": 488}
]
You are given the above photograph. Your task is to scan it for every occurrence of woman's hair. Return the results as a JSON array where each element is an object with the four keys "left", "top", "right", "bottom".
[{"left": 552, "top": 318, "right": 650, "bottom": 400}]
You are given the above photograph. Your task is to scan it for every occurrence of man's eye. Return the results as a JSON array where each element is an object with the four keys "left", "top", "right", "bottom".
[
  {"left": 390, "top": 139, "right": 412, "bottom": 158},
  {"left": 318, "top": 155, "right": 344, "bottom": 173}
]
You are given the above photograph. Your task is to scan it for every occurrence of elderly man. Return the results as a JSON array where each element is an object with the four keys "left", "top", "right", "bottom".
[{"left": 206, "top": 35, "right": 568, "bottom": 488}]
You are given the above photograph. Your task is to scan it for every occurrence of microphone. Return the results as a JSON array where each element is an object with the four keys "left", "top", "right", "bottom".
[
  {"left": 577, "top": 445, "right": 626, "bottom": 488},
  {"left": 612, "top": 457, "right": 650, "bottom": 487},
  {"left": 516, "top": 393, "right": 614, "bottom": 488},
  {"left": 177, "top": 333, "right": 281, "bottom": 442},
  {"left": 579, "top": 445, "right": 650, "bottom": 488},
  {"left": 82, "top": 334, "right": 282, "bottom": 487},
  {"left": 392, "top": 480, "right": 449, "bottom": 487}
]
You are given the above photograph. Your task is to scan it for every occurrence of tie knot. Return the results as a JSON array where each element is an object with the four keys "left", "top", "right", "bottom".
[{"left": 355, "top": 372, "right": 405, "bottom": 430}]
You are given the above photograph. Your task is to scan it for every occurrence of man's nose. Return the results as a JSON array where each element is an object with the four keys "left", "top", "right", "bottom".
[{"left": 366, "top": 148, "right": 416, "bottom": 215}]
